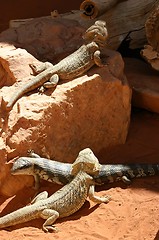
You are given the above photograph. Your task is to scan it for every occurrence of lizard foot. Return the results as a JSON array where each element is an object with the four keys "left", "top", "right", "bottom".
[
  {"left": 100, "top": 195, "right": 111, "bottom": 203},
  {"left": 43, "top": 225, "right": 59, "bottom": 233},
  {"left": 88, "top": 185, "right": 111, "bottom": 203},
  {"left": 27, "top": 149, "right": 41, "bottom": 158}
]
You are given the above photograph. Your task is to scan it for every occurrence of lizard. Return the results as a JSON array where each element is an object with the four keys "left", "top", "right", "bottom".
[
  {"left": 11, "top": 149, "right": 159, "bottom": 189},
  {"left": 6, "top": 20, "right": 108, "bottom": 111},
  {"left": 0, "top": 148, "right": 110, "bottom": 232}
]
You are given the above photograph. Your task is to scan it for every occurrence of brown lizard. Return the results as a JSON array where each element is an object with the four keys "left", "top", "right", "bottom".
[{"left": 6, "top": 20, "right": 108, "bottom": 111}]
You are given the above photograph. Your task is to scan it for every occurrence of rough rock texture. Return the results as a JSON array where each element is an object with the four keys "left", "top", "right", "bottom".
[
  {"left": 144, "top": 3, "right": 159, "bottom": 52},
  {"left": 0, "top": 44, "right": 41, "bottom": 87},
  {"left": 0, "top": 45, "right": 42, "bottom": 196},
  {"left": 141, "top": 45, "right": 159, "bottom": 71},
  {"left": 141, "top": 3, "right": 159, "bottom": 71},
  {"left": 0, "top": 110, "right": 158, "bottom": 240},
  {"left": 124, "top": 57, "right": 159, "bottom": 113},
  {"left": 0, "top": 43, "right": 131, "bottom": 196},
  {"left": 0, "top": 18, "right": 84, "bottom": 62}
]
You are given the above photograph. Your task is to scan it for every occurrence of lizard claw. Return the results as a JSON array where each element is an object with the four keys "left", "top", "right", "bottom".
[
  {"left": 100, "top": 195, "right": 111, "bottom": 203},
  {"left": 38, "top": 86, "right": 45, "bottom": 94}
]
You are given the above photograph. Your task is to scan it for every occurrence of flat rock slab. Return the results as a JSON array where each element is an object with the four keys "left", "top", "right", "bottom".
[
  {"left": 0, "top": 43, "right": 132, "bottom": 196},
  {"left": 0, "top": 18, "right": 84, "bottom": 62},
  {"left": 124, "top": 57, "right": 159, "bottom": 113}
]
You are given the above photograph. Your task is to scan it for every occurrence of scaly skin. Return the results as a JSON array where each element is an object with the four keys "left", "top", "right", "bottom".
[
  {"left": 6, "top": 20, "right": 108, "bottom": 111},
  {"left": 0, "top": 148, "right": 109, "bottom": 232},
  {"left": 0, "top": 172, "right": 91, "bottom": 231},
  {"left": 11, "top": 154, "right": 159, "bottom": 188},
  {"left": 6, "top": 31, "right": 107, "bottom": 111}
]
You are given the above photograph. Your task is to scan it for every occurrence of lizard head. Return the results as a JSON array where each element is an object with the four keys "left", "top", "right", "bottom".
[
  {"left": 71, "top": 148, "right": 101, "bottom": 176},
  {"left": 11, "top": 157, "right": 34, "bottom": 175}
]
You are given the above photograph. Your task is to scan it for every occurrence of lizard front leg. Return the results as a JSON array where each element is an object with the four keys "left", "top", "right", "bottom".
[
  {"left": 94, "top": 50, "right": 107, "bottom": 67},
  {"left": 88, "top": 185, "right": 110, "bottom": 203},
  {"left": 27, "top": 150, "right": 41, "bottom": 189},
  {"left": 33, "top": 174, "right": 40, "bottom": 190},
  {"left": 39, "top": 74, "right": 59, "bottom": 93},
  {"left": 41, "top": 209, "right": 59, "bottom": 232},
  {"left": 27, "top": 149, "right": 41, "bottom": 158}
]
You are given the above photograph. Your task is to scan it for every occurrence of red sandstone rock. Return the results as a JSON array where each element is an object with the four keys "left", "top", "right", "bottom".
[
  {"left": 141, "top": 4, "right": 159, "bottom": 71},
  {"left": 0, "top": 45, "right": 41, "bottom": 87},
  {"left": 141, "top": 45, "right": 159, "bottom": 71},
  {"left": 124, "top": 57, "right": 159, "bottom": 113},
  {"left": 0, "top": 42, "right": 131, "bottom": 196},
  {"left": 0, "top": 138, "right": 8, "bottom": 194}
]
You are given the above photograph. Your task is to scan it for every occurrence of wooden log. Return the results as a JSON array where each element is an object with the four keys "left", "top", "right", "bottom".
[
  {"left": 80, "top": 0, "right": 121, "bottom": 19},
  {"left": 64, "top": 0, "right": 159, "bottom": 50},
  {"left": 8, "top": 0, "right": 159, "bottom": 52}
]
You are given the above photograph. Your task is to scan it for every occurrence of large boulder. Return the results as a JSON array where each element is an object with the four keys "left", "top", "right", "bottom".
[
  {"left": 0, "top": 44, "right": 132, "bottom": 196},
  {"left": 0, "top": 18, "right": 132, "bottom": 196}
]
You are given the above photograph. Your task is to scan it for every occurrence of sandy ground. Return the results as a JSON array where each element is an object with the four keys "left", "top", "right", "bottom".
[{"left": 0, "top": 109, "right": 159, "bottom": 240}]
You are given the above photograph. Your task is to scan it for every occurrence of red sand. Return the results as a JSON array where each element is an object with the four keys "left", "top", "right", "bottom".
[{"left": 0, "top": 109, "right": 159, "bottom": 240}]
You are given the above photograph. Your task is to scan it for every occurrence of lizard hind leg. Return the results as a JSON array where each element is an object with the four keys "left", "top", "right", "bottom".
[
  {"left": 31, "top": 191, "right": 48, "bottom": 204},
  {"left": 121, "top": 175, "right": 132, "bottom": 184},
  {"left": 41, "top": 209, "right": 59, "bottom": 232}
]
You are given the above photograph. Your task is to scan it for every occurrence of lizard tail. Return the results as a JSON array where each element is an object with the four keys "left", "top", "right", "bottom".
[
  {"left": 6, "top": 67, "right": 55, "bottom": 111},
  {"left": 6, "top": 89, "right": 26, "bottom": 111},
  {"left": 0, "top": 204, "right": 37, "bottom": 229},
  {"left": 95, "top": 163, "right": 159, "bottom": 184}
]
